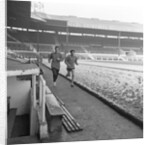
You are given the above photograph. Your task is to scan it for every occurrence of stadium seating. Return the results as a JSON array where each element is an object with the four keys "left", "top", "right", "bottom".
[
  {"left": 7, "top": 29, "right": 143, "bottom": 55},
  {"left": 87, "top": 46, "right": 118, "bottom": 54},
  {"left": 7, "top": 42, "right": 32, "bottom": 51},
  {"left": 8, "top": 30, "right": 29, "bottom": 42},
  {"left": 40, "top": 53, "right": 50, "bottom": 58},
  {"left": 31, "top": 43, "right": 54, "bottom": 52},
  {"left": 62, "top": 44, "right": 85, "bottom": 53},
  {"left": 121, "top": 39, "right": 143, "bottom": 48},
  {"left": 17, "top": 52, "right": 38, "bottom": 58}
]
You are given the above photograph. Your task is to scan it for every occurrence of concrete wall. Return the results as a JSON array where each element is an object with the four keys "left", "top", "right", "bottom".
[{"left": 7, "top": 76, "right": 31, "bottom": 115}]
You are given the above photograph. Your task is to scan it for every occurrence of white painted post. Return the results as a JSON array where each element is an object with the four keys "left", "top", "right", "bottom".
[
  {"left": 39, "top": 75, "right": 42, "bottom": 107},
  {"left": 30, "top": 76, "right": 38, "bottom": 136},
  {"left": 42, "top": 78, "right": 46, "bottom": 123},
  {"left": 32, "top": 75, "right": 36, "bottom": 108}
]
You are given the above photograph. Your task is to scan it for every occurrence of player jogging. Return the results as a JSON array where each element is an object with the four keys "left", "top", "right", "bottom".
[
  {"left": 48, "top": 46, "right": 63, "bottom": 86},
  {"left": 65, "top": 50, "right": 78, "bottom": 87}
]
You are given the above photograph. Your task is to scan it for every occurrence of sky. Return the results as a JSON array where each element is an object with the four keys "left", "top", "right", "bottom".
[{"left": 31, "top": 0, "right": 143, "bottom": 24}]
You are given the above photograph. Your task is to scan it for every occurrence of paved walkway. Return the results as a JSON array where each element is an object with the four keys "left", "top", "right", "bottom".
[{"left": 41, "top": 64, "right": 142, "bottom": 142}]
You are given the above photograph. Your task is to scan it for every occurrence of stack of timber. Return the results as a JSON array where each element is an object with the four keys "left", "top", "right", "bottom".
[{"left": 55, "top": 96, "right": 83, "bottom": 133}]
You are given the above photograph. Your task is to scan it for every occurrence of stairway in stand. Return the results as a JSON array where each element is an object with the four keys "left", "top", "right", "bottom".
[
  {"left": 8, "top": 108, "right": 17, "bottom": 138},
  {"left": 11, "top": 114, "right": 30, "bottom": 138},
  {"left": 7, "top": 136, "right": 39, "bottom": 144}
]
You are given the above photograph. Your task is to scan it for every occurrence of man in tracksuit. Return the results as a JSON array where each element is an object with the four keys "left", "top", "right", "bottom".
[
  {"left": 48, "top": 46, "right": 63, "bottom": 86},
  {"left": 65, "top": 50, "right": 78, "bottom": 87}
]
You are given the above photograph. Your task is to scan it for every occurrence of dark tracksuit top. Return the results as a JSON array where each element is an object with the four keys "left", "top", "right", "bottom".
[{"left": 49, "top": 52, "right": 63, "bottom": 70}]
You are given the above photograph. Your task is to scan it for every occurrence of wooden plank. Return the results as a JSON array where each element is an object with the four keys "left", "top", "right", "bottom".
[
  {"left": 62, "top": 106, "right": 82, "bottom": 131},
  {"left": 55, "top": 96, "right": 82, "bottom": 132},
  {"left": 62, "top": 106, "right": 82, "bottom": 130},
  {"left": 63, "top": 115, "right": 76, "bottom": 132},
  {"left": 55, "top": 96, "right": 65, "bottom": 106},
  {"left": 62, "top": 118, "right": 72, "bottom": 132},
  {"left": 64, "top": 114, "right": 79, "bottom": 131},
  {"left": 46, "top": 94, "right": 82, "bottom": 132},
  {"left": 8, "top": 108, "right": 17, "bottom": 138}
]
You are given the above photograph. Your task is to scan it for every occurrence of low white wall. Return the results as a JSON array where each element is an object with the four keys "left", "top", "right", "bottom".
[{"left": 7, "top": 76, "right": 31, "bottom": 115}]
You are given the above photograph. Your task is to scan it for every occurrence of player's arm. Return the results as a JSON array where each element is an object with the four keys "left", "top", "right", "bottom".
[
  {"left": 48, "top": 53, "right": 52, "bottom": 63},
  {"left": 65, "top": 56, "right": 70, "bottom": 66},
  {"left": 75, "top": 57, "right": 79, "bottom": 65},
  {"left": 58, "top": 53, "right": 64, "bottom": 62},
  {"left": 64, "top": 56, "right": 68, "bottom": 65}
]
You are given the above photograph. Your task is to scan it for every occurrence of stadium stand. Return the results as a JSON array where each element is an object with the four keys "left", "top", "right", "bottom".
[
  {"left": 8, "top": 30, "right": 29, "bottom": 42},
  {"left": 42, "top": 13, "right": 143, "bottom": 33},
  {"left": 7, "top": 41, "right": 32, "bottom": 51},
  {"left": 16, "top": 52, "right": 37, "bottom": 58},
  {"left": 7, "top": 14, "right": 143, "bottom": 57},
  {"left": 31, "top": 43, "right": 54, "bottom": 52}
]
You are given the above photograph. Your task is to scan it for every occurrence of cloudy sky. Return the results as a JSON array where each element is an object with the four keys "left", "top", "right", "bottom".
[{"left": 31, "top": 0, "right": 143, "bottom": 24}]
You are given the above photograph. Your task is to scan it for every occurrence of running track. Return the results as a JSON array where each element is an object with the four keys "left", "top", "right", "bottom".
[{"left": 41, "top": 64, "right": 142, "bottom": 142}]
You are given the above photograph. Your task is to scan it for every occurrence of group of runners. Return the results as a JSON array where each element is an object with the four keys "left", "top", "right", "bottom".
[{"left": 48, "top": 45, "right": 78, "bottom": 87}]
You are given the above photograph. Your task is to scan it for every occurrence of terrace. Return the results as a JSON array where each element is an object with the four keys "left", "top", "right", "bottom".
[{"left": 7, "top": 28, "right": 143, "bottom": 55}]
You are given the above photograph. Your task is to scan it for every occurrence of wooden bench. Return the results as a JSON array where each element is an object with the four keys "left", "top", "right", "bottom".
[
  {"left": 45, "top": 87, "right": 64, "bottom": 133},
  {"left": 8, "top": 108, "right": 17, "bottom": 138}
]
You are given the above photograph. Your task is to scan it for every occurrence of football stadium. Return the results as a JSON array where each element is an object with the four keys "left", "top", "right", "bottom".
[{"left": 6, "top": 1, "right": 143, "bottom": 144}]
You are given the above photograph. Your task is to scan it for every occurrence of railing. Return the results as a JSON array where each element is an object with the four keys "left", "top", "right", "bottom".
[
  {"left": 39, "top": 75, "right": 46, "bottom": 123},
  {"left": 30, "top": 74, "right": 48, "bottom": 137}
]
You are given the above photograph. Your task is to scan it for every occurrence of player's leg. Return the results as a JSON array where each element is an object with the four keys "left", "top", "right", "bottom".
[
  {"left": 51, "top": 68, "right": 55, "bottom": 82},
  {"left": 55, "top": 69, "right": 59, "bottom": 82},
  {"left": 66, "top": 68, "right": 71, "bottom": 77},
  {"left": 71, "top": 69, "right": 75, "bottom": 87},
  {"left": 52, "top": 68, "right": 58, "bottom": 86}
]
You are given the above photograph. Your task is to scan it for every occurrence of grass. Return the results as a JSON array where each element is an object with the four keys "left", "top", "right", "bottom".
[{"left": 60, "top": 63, "right": 143, "bottom": 121}]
